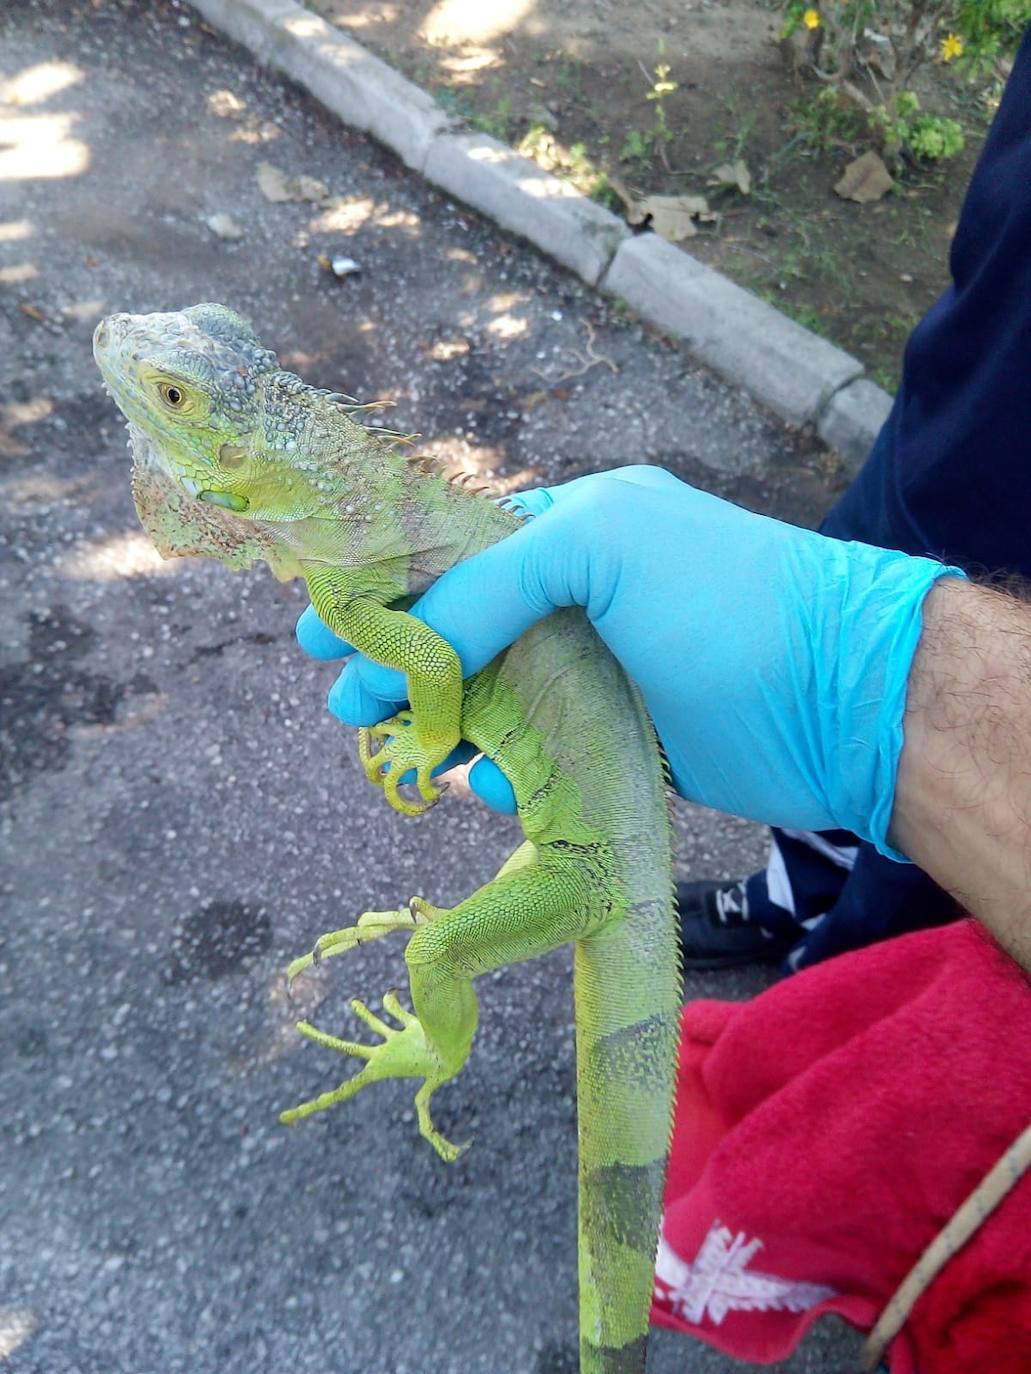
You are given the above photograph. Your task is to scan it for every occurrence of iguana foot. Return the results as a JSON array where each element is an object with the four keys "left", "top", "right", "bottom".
[
  {"left": 279, "top": 993, "right": 467, "bottom": 1162},
  {"left": 286, "top": 896, "right": 449, "bottom": 984},
  {"left": 357, "top": 711, "right": 454, "bottom": 817}
]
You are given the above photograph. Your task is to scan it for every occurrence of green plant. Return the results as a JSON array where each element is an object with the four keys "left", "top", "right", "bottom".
[
  {"left": 519, "top": 125, "right": 617, "bottom": 206},
  {"left": 873, "top": 90, "right": 964, "bottom": 161},
  {"left": 469, "top": 94, "right": 513, "bottom": 142},
  {"left": 619, "top": 127, "right": 650, "bottom": 163},
  {"left": 714, "top": 107, "right": 759, "bottom": 163},
  {"left": 951, "top": 0, "right": 1031, "bottom": 71},
  {"left": 791, "top": 85, "right": 865, "bottom": 152},
  {"left": 782, "top": 1, "right": 1030, "bottom": 78},
  {"left": 871, "top": 362, "right": 900, "bottom": 394},
  {"left": 620, "top": 48, "right": 681, "bottom": 168},
  {"left": 646, "top": 59, "right": 678, "bottom": 148},
  {"left": 780, "top": 1, "right": 1030, "bottom": 164}
]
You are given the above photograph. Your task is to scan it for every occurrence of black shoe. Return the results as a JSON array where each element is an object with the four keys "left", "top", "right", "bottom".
[{"left": 676, "top": 879, "right": 797, "bottom": 970}]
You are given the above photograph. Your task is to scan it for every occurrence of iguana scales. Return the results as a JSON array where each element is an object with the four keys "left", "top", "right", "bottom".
[{"left": 94, "top": 303, "right": 681, "bottom": 1374}]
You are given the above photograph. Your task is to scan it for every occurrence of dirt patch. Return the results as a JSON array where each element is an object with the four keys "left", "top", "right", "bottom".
[
  {"left": 0, "top": 606, "right": 137, "bottom": 800},
  {"left": 308, "top": 0, "right": 996, "bottom": 390},
  {"left": 163, "top": 899, "right": 273, "bottom": 982}
]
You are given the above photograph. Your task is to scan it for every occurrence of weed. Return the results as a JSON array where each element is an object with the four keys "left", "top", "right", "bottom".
[
  {"left": 519, "top": 125, "right": 618, "bottom": 206},
  {"left": 619, "top": 128, "right": 650, "bottom": 164},
  {"left": 790, "top": 86, "right": 865, "bottom": 154},
  {"left": 469, "top": 94, "right": 513, "bottom": 142},
  {"left": 552, "top": 56, "right": 586, "bottom": 95},
  {"left": 781, "top": 300, "right": 826, "bottom": 334},
  {"left": 870, "top": 362, "right": 900, "bottom": 395},
  {"left": 872, "top": 92, "right": 965, "bottom": 163},
  {"left": 645, "top": 56, "right": 678, "bottom": 150},
  {"left": 620, "top": 46, "right": 681, "bottom": 169},
  {"left": 713, "top": 97, "right": 759, "bottom": 164},
  {"left": 782, "top": 1, "right": 1027, "bottom": 79}
]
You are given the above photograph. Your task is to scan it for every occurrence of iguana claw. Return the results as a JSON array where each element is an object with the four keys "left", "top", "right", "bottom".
[{"left": 357, "top": 714, "right": 453, "bottom": 817}]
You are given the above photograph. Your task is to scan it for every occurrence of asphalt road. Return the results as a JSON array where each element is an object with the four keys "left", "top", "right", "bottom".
[{"left": 0, "top": 2, "right": 861, "bottom": 1371}]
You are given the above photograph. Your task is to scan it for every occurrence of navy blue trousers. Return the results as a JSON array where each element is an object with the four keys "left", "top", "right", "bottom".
[{"left": 751, "top": 24, "right": 1031, "bottom": 970}]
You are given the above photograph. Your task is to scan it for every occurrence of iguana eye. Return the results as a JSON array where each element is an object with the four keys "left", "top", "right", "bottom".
[{"left": 159, "top": 383, "right": 186, "bottom": 409}]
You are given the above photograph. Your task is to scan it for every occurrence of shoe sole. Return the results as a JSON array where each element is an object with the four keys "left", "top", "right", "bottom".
[{"left": 679, "top": 944, "right": 794, "bottom": 971}]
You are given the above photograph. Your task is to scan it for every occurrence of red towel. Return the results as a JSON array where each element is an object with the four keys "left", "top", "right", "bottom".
[{"left": 651, "top": 920, "right": 1031, "bottom": 1372}]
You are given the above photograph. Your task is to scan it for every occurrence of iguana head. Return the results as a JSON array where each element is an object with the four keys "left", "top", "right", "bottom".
[
  {"left": 93, "top": 303, "right": 285, "bottom": 515},
  {"left": 94, "top": 303, "right": 483, "bottom": 583},
  {"left": 93, "top": 303, "right": 389, "bottom": 569}
]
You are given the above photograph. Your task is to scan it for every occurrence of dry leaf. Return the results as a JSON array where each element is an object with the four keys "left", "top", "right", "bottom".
[
  {"left": 709, "top": 159, "right": 751, "bottom": 195},
  {"left": 257, "top": 162, "right": 291, "bottom": 202},
  {"left": 19, "top": 303, "right": 45, "bottom": 322},
  {"left": 256, "top": 162, "right": 329, "bottom": 204},
  {"left": 627, "top": 194, "right": 715, "bottom": 243},
  {"left": 834, "top": 151, "right": 893, "bottom": 204}
]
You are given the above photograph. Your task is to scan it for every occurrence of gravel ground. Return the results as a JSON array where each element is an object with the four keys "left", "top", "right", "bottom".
[{"left": 1, "top": 2, "right": 861, "bottom": 1371}]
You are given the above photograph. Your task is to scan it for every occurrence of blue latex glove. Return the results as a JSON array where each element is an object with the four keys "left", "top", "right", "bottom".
[{"left": 296, "top": 466, "right": 963, "bottom": 857}]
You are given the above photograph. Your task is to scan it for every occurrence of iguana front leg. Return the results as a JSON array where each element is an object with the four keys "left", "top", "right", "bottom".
[{"left": 304, "top": 565, "right": 463, "bottom": 816}]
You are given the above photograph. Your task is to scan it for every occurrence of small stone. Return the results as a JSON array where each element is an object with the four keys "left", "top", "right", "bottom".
[{"left": 206, "top": 213, "right": 244, "bottom": 241}]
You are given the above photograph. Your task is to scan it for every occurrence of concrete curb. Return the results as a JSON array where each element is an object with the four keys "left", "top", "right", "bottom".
[
  {"left": 817, "top": 376, "right": 894, "bottom": 471},
  {"left": 424, "top": 133, "right": 630, "bottom": 287},
  {"left": 188, "top": 0, "right": 892, "bottom": 468},
  {"left": 600, "top": 234, "right": 863, "bottom": 426},
  {"left": 190, "top": 0, "right": 450, "bottom": 170}
]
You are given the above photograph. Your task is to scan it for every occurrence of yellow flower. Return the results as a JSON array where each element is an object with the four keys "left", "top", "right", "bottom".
[
  {"left": 940, "top": 32, "right": 964, "bottom": 62},
  {"left": 803, "top": 8, "right": 821, "bottom": 29}
]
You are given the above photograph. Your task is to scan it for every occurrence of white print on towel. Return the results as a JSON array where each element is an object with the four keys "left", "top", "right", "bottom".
[{"left": 654, "top": 1222, "right": 837, "bottom": 1326}]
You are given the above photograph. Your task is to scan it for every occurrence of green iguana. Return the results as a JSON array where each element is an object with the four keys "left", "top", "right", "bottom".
[{"left": 94, "top": 303, "right": 680, "bottom": 1374}]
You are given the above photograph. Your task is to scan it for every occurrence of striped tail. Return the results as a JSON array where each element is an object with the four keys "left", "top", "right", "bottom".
[{"left": 573, "top": 901, "right": 681, "bottom": 1373}]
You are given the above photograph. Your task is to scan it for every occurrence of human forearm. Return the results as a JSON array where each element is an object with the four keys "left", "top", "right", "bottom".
[{"left": 892, "top": 577, "right": 1031, "bottom": 970}]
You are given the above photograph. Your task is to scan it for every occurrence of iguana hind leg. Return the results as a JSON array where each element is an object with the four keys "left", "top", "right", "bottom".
[
  {"left": 285, "top": 895, "right": 446, "bottom": 983},
  {"left": 280, "top": 992, "right": 466, "bottom": 1161},
  {"left": 280, "top": 843, "right": 609, "bottom": 1159},
  {"left": 285, "top": 845, "right": 539, "bottom": 984}
]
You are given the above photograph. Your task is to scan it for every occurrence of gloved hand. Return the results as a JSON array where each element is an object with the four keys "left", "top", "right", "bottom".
[{"left": 296, "top": 466, "right": 963, "bottom": 858}]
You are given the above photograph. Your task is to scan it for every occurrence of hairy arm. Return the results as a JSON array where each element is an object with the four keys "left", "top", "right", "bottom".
[{"left": 893, "top": 577, "right": 1031, "bottom": 970}]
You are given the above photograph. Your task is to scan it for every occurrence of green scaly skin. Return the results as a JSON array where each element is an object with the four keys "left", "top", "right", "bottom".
[{"left": 94, "top": 304, "right": 681, "bottom": 1373}]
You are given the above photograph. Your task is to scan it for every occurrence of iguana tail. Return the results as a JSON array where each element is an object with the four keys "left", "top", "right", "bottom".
[
  {"left": 574, "top": 896, "right": 681, "bottom": 1373},
  {"left": 465, "top": 609, "right": 682, "bottom": 1371}
]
